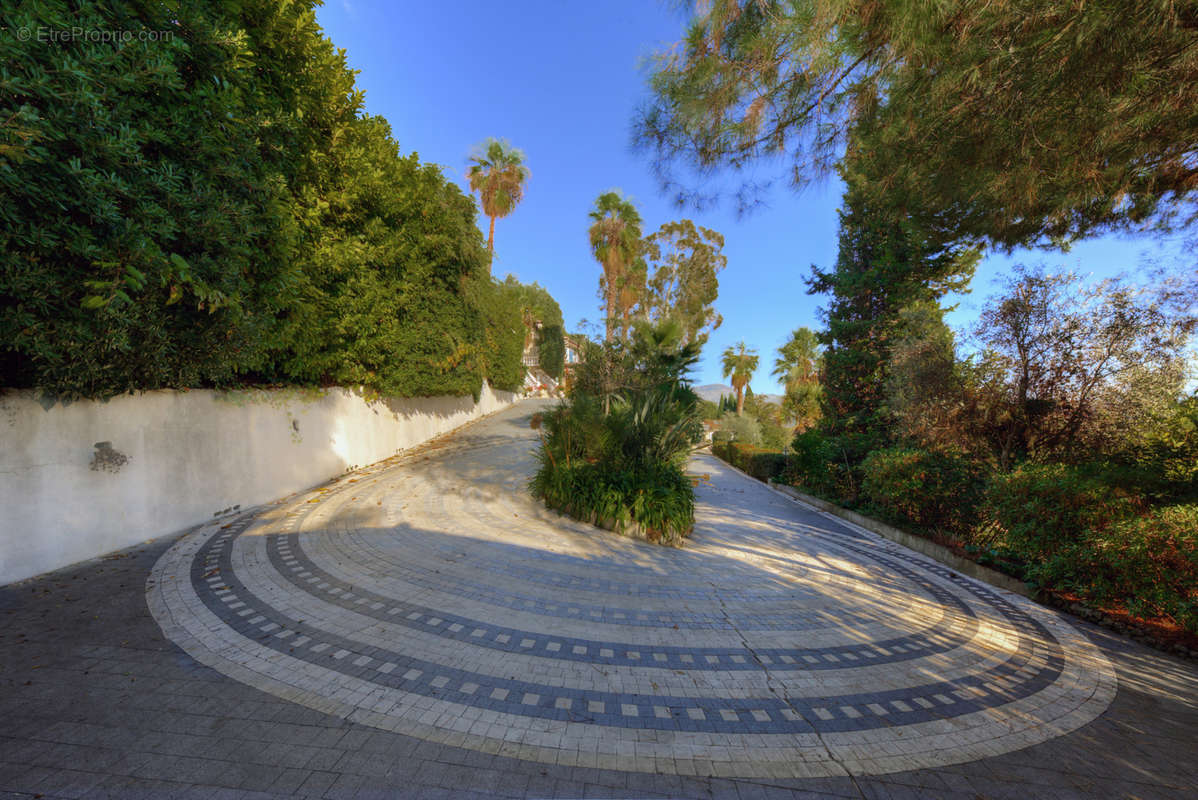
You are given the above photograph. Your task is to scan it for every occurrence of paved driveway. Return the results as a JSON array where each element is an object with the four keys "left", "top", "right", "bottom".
[{"left": 2, "top": 400, "right": 1196, "bottom": 798}]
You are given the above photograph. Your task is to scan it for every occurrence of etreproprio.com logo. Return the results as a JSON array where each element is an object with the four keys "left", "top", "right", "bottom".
[{"left": 11, "top": 26, "right": 175, "bottom": 43}]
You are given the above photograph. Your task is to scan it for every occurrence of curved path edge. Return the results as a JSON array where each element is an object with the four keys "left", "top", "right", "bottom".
[{"left": 147, "top": 402, "right": 1118, "bottom": 780}]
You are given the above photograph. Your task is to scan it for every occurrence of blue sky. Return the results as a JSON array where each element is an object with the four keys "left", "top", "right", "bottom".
[{"left": 316, "top": 0, "right": 1191, "bottom": 393}]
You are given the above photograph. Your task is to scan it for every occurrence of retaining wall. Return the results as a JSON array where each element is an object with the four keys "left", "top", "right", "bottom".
[{"left": 0, "top": 385, "right": 516, "bottom": 584}]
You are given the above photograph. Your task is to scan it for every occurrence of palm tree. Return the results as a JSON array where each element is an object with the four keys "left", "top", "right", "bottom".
[
  {"left": 773, "top": 327, "right": 823, "bottom": 431},
  {"left": 721, "top": 341, "right": 759, "bottom": 416},
  {"left": 587, "top": 191, "right": 643, "bottom": 342},
  {"left": 466, "top": 138, "right": 529, "bottom": 264},
  {"left": 773, "top": 327, "right": 820, "bottom": 386}
]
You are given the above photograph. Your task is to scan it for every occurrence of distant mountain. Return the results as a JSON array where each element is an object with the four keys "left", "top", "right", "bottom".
[
  {"left": 693, "top": 384, "right": 785, "bottom": 406},
  {"left": 694, "top": 384, "right": 734, "bottom": 403}
]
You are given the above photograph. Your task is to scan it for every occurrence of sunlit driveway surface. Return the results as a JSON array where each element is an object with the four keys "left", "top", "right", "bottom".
[
  {"left": 151, "top": 401, "right": 1115, "bottom": 779},
  {"left": 3, "top": 400, "right": 1195, "bottom": 798}
]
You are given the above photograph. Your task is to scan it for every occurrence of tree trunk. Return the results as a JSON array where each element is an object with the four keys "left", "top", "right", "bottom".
[
  {"left": 605, "top": 286, "right": 616, "bottom": 342},
  {"left": 604, "top": 255, "right": 619, "bottom": 342},
  {"left": 736, "top": 386, "right": 745, "bottom": 416},
  {"left": 487, "top": 215, "right": 496, "bottom": 259}
]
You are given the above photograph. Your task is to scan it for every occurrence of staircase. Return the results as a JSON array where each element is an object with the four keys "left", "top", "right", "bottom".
[{"left": 523, "top": 365, "right": 558, "bottom": 395}]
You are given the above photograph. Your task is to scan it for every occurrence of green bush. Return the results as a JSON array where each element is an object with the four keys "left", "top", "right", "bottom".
[
  {"left": 711, "top": 442, "right": 788, "bottom": 483},
  {"left": 985, "top": 464, "right": 1198, "bottom": 631},
  {"left": 1093, "top": 504, "right": 1198, "bottom": 631},
  {"left": 995, "top": 490, "right": 1197, "bottom": 632},
  {"left": 988, "top": 463, "right": 1142, "bottom": 564},
  {"left": 530, "top": 459, "right": 694, "bottom": 545},
  {"left": 785, "top": 430, "right": 852, "bottom": 501},
  {"left": 531, "top": 385, "right": 699, "bottom": 544},
  {"left": 530, "top": 321, "right": 702, "bottom": 545},
  {"left": 280, "top": 115, "right": 497, "bottom": 398},
  {"left": 478, "top": 279, "right": 531, "bottom": 393},
  {"left": 1, "top": 0, "right": 327, "bottom": 397},
  {"left": 747, "top": 450, "right": 788, "bottom": 483},
  {"left": 861, "top": 447, "right": 987, "bottom": 540}
]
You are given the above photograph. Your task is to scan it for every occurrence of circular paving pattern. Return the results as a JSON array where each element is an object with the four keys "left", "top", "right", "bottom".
[{"left": 148, "top": 404, "right": 1116, "bottom": 778}]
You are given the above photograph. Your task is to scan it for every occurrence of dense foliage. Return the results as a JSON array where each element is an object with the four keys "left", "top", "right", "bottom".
[
  {"left": 497, "top": 277, "right": 565, "bottom": 379},
  {"left": 860, "top": 448, "right": 987, "bottom": 541},
  {"left": 785, "top": 430, "right": 853, "bottom": 501},
  {"left": 637, "top": 0, "right": 1198, "bottom": 248},
  {"left": 711, "top": 440, "right": 788, "bottom": 483},
  {"left": 1115, "top": 394, "right": 1198, "bottom": 503},
  {"left": 808, "top": 184, "right": 977, "bottom": 442},
  {"left": 536, "top": 325, "right": 565, "bottom": 379},
  {"left": 782, "top": 216, "right": 1198, "bottom": 632},
  {"left": 988, "top": 465, "right": 1141, "bottom": 568},
  {"left": 531, "top": 321, "right": 703, "bottom": 544},
  {"left": 640, "top": 220, "right": 726, "bottom": 347},
  {"left": 476, "top": 280, "right": 527, "bottom": 394},
  {"left": 988, "top": 466, "right": 1197, "bottom": 631},
  {"left": 531, "top": 397, "right": 698, "bottom": 544},
  {"left": 2, "top": 0, "right": 318, "bottom": 396},
  {"left": 1, "top": 0, "right": 542, "bottom": 399},
  {"left": 734, "top": 398, "right": 1198, "bottom": 634},
  {"left": 279, "top": 116, "right": 500, "bottom": 398}
]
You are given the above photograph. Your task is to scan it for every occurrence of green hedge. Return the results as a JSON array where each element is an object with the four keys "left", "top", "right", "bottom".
[
  {"left": 860, "top": 447, "right": 986, "bottom": 540},
  {"left": 278, "top": 114, "right": 497, "bottom": 398},
  {"left": 712, "top": 441, "right": 788, "bottom": 483},
  {"left": 1, "top": 0, "right": 539, "bottom": 400},
  {"left": 1, "top": 0, "right": 319, "bottom": 396}
]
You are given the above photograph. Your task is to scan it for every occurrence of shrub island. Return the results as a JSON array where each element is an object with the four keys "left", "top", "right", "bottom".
[{"left": 530, "top": 321, "right": 704, "bottom": 545}]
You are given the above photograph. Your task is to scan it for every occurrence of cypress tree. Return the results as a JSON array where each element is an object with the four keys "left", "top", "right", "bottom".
[{"left": 808, "top": 182, "right": 977, "bottom": 451}]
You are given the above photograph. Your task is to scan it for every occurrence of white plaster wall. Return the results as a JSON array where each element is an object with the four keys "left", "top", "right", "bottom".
[{"left": 0, "top": 385, "right": 516, "bottom": 585}]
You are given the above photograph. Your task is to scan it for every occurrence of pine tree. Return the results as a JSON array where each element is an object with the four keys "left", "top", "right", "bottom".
[{"left": 636, "top": 0, "right": 1198, "bottom": 248}]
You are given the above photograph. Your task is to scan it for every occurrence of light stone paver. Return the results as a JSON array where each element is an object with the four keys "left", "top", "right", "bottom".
[
  {"left": 3, "top": 400, "right": 1197, "bottom": 799},
  {"left": 145, "top": 406, "right": 1120, "bottom": 779}
]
